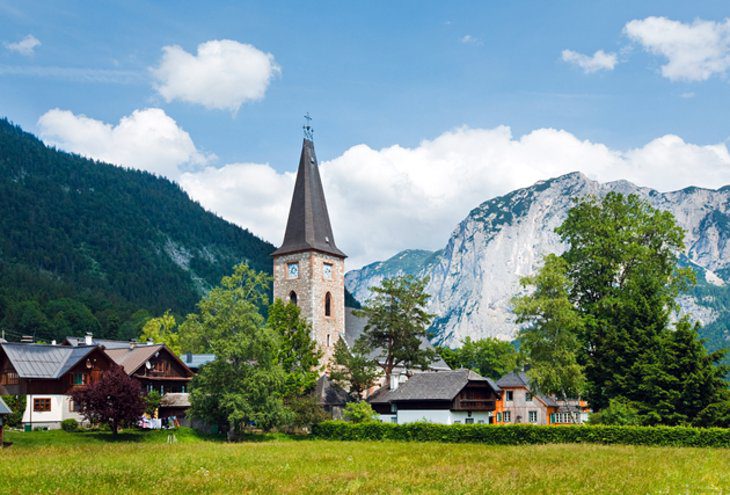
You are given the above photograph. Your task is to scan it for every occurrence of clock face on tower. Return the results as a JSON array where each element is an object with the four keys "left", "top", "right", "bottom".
[
  {"left": 323, "top": 263, "right": 333, "bottom": 280},
  {"left": 287, "top": 262, "right": 299, "bottom": 279}
]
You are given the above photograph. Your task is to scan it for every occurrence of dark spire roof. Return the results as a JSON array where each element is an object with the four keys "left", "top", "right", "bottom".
[{"left": 272, "top": 138, "right": 346, "bottom": 258}]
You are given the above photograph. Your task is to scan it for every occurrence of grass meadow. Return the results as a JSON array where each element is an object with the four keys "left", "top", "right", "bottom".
[{"left": 1, "top": 428, "right": 728, "bottom": 494}]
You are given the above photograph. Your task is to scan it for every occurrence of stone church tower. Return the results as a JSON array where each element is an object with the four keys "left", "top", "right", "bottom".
[{"left": 272, "top": 125, "right": 346, "bottom": 367}]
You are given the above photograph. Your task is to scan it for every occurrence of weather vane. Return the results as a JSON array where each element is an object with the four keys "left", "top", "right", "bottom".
[{"left": 303, "top": 112, "right": 314, "bottom": 140}]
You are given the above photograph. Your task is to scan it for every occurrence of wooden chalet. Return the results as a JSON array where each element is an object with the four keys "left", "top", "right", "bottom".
[
  {"left": 103, "top": 343, "right": 193, "bottom": 395},
  {"left": 0, "top": 342, "right": 115, "bottom": 429},
  {"left": 369, "top": 369, "right": 501, "bottom": 424}
]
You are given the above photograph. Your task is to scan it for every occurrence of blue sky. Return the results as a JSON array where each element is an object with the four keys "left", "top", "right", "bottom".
[{"left": 2, "top": 1, "right": 730, "bottom": 267}]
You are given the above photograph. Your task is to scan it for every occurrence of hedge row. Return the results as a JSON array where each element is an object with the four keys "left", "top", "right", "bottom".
[{"left": 312, "top": 421, "right": 730, "bottom": 448}]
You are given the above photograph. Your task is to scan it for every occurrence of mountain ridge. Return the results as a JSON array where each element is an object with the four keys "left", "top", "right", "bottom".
[{"left": 346, "top": 172, "right": 730, "bottom": 357}]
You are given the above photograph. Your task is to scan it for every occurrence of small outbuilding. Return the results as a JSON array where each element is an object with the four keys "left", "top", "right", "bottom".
[{"left": 0, "top": 395, "right": 12, "bottom": 447}]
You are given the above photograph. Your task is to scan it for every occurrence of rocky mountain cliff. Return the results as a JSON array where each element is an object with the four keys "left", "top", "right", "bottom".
[{"left": 346, "top": 172, "right": 730, "bottom": 355}]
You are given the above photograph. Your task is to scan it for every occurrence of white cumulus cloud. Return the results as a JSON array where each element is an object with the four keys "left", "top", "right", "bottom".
[
  {"left": 151, "top": 39, "right": 280, "bottom": 112},
  {"left": 178, "top": 127, "right": 730, "bottom": 269},
  {"left": 37, "top": 108, "right": 213, "bottom": 178},
  {"left": 561, "top": 49, "right": 617, "bottom": 73},
  {"left": 5, "top": 34, "right": 40, "bottom": 56},
  {"left": 624, "top": 16, "right": 730, "bottom": 81}
]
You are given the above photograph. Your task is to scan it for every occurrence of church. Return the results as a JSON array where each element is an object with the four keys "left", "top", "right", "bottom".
[{"left": 271, "top": 120, "right": 449, "bottom": 375}]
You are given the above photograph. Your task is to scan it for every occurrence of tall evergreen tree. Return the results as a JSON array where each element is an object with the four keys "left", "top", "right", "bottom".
[{"left": 354, "top": 275, "right": 436, "bottom": 386}]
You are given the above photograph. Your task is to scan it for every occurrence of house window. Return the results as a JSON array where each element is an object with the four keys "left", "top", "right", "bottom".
[
  {"left": 503, "top": 411, "right": 512, "bottom": 423},
  {"left": 33, "top": 398, "right": 51, "bottom": 412},
  {"left": 506, "top": 391, "right": 513, "bottom": 401},
  {"left": 0, "top": 371, "right": 19, "bottom": 385},
  {"left": 324, "top": 292, "right": 332, "bottom": 317},
  {"left": 390, "top": 416, "right": 397, "bottom": 424},
  {"left": 71, "top": 372, "right": 87, "bottom": 386},
  {"left": 528, "top": 410, "right": 538, "bottom": 423},
  {"left": 289, "top": 291, "right": 298, "bottom": 305},
  {"left": 465, "top": 417, "right": 474, "bottom": 424},
  {"left": 69, "top": 400, "right": 80, "bottom": 413},
  {"left": 327, "top": 334, "right": 331, "bottom": 347},
  {"left": 525, "top": 392, "right": 532, "bottom": 402},
  {"left": 496, "top": 412, "right": 502, "bottom": 422}
]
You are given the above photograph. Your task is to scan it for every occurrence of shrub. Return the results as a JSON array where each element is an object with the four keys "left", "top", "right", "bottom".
[
  {"left": 285, "top": 395, "right": 328, "bottom": 432},
  {"left": 588, "top": 397, "right": 642, "bottom": 425},
  {"left": 312, "top": 421, "right": 730, "bottom": 448},
  {"left": 61, "top": 419, "right": 79, "bottom": 432},
  {"left": 342, "top": 401, "right": 378, "bottom": 424}
]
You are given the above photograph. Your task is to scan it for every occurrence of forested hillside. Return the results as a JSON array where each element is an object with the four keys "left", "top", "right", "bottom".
[{"left": 0, "top": 118, "right": 276, "bottom": 342}]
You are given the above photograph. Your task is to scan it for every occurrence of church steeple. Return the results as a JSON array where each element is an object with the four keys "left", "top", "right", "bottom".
[
  {"left": 272, "top": 123, "right": 346, "bottom": 258},
  {"left": 271, "top": 118, "right": 347, "bottom": 368}
]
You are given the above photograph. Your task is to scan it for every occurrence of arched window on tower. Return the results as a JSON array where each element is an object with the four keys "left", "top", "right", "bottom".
[
  {"left": 325, "top": 292, "right": 332, "bottom": 317},
  {"left": 289, "top": 291, "right": 298, "bottom": 306}
]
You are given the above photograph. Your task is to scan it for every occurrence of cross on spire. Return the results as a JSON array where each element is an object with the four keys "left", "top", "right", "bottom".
[{"left": 303, "top": 112, "right": 314, "bottom": 141}]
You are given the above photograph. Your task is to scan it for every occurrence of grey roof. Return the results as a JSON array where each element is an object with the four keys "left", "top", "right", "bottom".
[
  {"left": 271, "top": 138, "right": 346, "bottom": 258},
  {"left": 314, "top": 375, "right": 349, "bottom": 407},
  {"left": 180, "top": 353, "right": 216, "bottom": 370},
  {"left": 496, "top": 371, "right": 559, "bottom": 407},
  {"left": 64, "top": 336, "right": 132, "bottom": 350},
  {"left": 496, "top": 371, "right": 530, "bottom": 388},
  {"left": 344, "top": 307, "right": 451, "bottom": 371},
  {"left": 0, "top": 342, "right": 98, "bottom": 379},
  {"left": 0, "top": 396, "right": 11, "bottom": 415},
  {"left": 372, "top": 369, "right": 491, "bottom": 404}
]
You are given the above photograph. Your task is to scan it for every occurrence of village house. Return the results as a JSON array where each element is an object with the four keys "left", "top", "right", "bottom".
[
  {"left": 369, "top": 369, "right": 501, "bottom": 425},
  {"left": 0, "top": 395, "right": 12, "bottom": 446},
  {"left": 66, "top": 336, "right": 195, "bottom": 421},
  {"left": 0, "top": 342, "right": 116, "bottom": 429},
  {"left": 495, "top": 371, "right": 590, "bottom": 425}
]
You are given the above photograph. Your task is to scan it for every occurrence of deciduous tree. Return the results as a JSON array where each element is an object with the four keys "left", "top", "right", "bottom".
[
  {"left": 139, "top": 310, "right": 181, "bottom": 354},
  {"left": 71, "top": 365, "right": 145, "bottom": 437},
  {"left": 266, "top": 299, "right": 321, "bottom": 396},
  {"left": 185, "top": 263, "right": 291, "bottom": 433},
  {"left": 513, "top": 254, "right": 585, "bottom": 417},
  {"left": 437, "top": 337, "right": 519, "bottom": 380}
]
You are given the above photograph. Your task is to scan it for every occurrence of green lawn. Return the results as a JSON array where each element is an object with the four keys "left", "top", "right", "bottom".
[{"left": 0, "top": 429, "right": 728, "bottom": 494}]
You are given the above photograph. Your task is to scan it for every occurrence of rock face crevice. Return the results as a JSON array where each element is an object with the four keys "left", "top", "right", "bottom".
[{"left": 346, "top": 172, "right": 730, "bottom": 347}]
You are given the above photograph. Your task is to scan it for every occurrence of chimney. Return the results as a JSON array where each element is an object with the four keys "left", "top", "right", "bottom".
[
  {"left": 129, "top": 338, "right": 137, "bottom": 349},
  {"left": 390, "top": 371, "right": 409, "bottom": 390},
  {"left": 20, "top": 335, "right": 34, "bottom": 344},
  {"left": 51, "top": 340, "right": 57, "bottom": 346},
  {"left": 146, "top": 339, "right": 154, "bottom": 346},
  {"left": 84, "top": 333, "right": 93, "bottom": 346}
]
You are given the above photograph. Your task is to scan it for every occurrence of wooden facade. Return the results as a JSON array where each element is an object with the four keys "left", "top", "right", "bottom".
[
  {"left": 0, "top": 347, "right": 114, "bottom": 396},
  {"left": 131, "top": 348, "right": 193, "bottom": 395}
]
